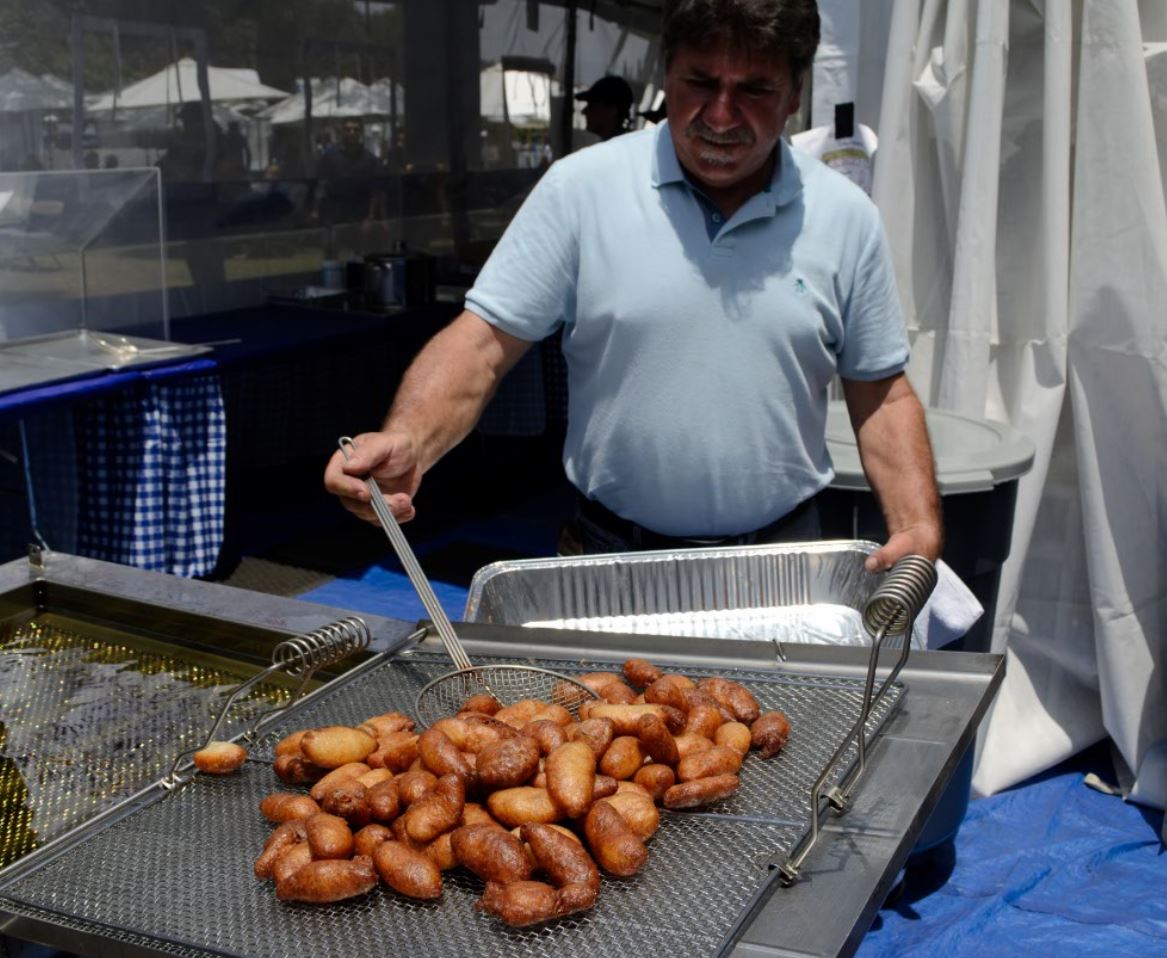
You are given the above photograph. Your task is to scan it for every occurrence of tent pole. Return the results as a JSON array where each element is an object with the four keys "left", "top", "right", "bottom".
[{"left": 558, "top": 0, "right": 578, "bottom": 157}]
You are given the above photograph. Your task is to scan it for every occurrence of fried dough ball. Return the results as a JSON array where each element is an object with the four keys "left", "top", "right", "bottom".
[
  {"left": 254, "top": 820, "right": 306, "bottom": 880},
  {"left": 367, "top": 777, "right": 401, "bottom": 822},
  {"left": 604, "top": 791, "right": 660, "bottom": 841},
  {"left": 451, "top": 824, "right": 532, "bottom": 883},
  {"left": 271, "top": 842, "right": 312, "bottom": 885},
  {"left": 417, "top": 728, "right": 475, "bottom": 780},
  {"left": 373, "top": 840, "right": 442, "bottom": 900},
  {"left": 584, "top": 800, "right": 647, "bottom": 877},
  {"left": 403, "top": 773, "right": 466, "bottom": 843},
  {"left": 546, "top": 741, "right": 597, "bottom": 818},
  {"left": 460, "top": 693, "right": 502, "bottom": 715},
  {"left": 636, "top": 713, "right": 679, "bottom": 766},
  {"left": 394, "top": 769, "right": 437, "bottom": 807},
  {"left": 276, "top": 856, "right": 377, "bottom": 903},
  {"left": 357, "top": 712, "right": 415, "bottom": 738},
  {"left": 476, "top": 735, "right": 541, "bottom": 790},
  {"left": 309, "top": 762, "right": 370, "bottom": 803},
  {"left": 353, "top": 823, "right": 393, "bottom": 858},
  {"left": 319, "top": 779, "right": 373, "bottom": 828},
  {"left": 301, "top": 726, "right": 376, "bottom": 769},
  {"left": 622, "top": 658, "right": 664, "bottom": 689},
  {"left": 581, "top": 703, "right": 668, "bottom": 736},
  {"left": 577, "top": 672, "right": 623, "bottom": 696},
  {"left": 715, "top": 721, "right": 753, "bottom": 756},
  {"left": 683, "top": 703, "right": 725, "bottom": 740},
  {"left": 698, "top": 677, "right": 762, "bottom": 724},
  {"left": 676, "top": 745, "right": 743, "bottom": 782},
  {"left": 366, "top": 731, "right": 419, "bottom": 772},
  {"left": 259, "top": 792, "right": 321, "bottom": 823},
  {"left": 304, "top": 812, "right": 354, "bottom": 860},
  {"left": 599, "top": 681, "right": 638, "bottom": 705},
  {"left": 663, "top": 773, "right": 740, "bottom": 809},
  {"left": 569, "top": 718, "right": 616, "bottom": 758},
  {"left": 521, "top": 719, "right": 569, "bottom": 757},
  {"left": 521, "top": 823, "right": 600, "bottom": 891},
  {"left": 273, "top": 753, "right": 325, "bottom": 785},
  {"left": 750, "top": 710, "right": 792, "bottom": 758},
  {"left": 633, "top": 763, "right": 675, "bottom": 803},
  {"left": 193, "top": 741, "right": 247, "bottom": 774},
  {"left": 487, "top": 786, "right": 563, "bottom": 827},
  {"left": 599, "top": 736, "right": 645, "bottom": 780},
  {"left": 477, "top": 878, "right": 599, "bottom": 927}
]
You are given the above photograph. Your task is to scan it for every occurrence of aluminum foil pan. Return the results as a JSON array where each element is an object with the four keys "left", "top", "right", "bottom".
[{"left": 464, "top": 540, "right": 899, "bottom": 648}]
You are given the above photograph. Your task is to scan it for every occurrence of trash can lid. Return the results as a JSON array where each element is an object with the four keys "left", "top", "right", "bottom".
[{"left": 826, "top": 400, "right": 1036, "bottom": 494}]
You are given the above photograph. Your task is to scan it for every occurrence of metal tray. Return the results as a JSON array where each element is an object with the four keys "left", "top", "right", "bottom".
[
  {"left": 0, "top": 636, "right": 901, "bottom": 958},
  {"left": 0, "top": 330, "right": 210, "bottom": 395},
  {"left": 465, "top": 540, "right": 883, "bottom": 651}
]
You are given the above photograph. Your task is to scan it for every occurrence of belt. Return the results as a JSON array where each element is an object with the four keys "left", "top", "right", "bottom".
[{"left": 577, "top": 493, "right": 818, "bottom": 551}]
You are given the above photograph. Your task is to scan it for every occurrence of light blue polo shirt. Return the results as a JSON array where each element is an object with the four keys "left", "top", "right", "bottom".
[{"left": 465, "top": 122, "right": 908, "bottom": 537}]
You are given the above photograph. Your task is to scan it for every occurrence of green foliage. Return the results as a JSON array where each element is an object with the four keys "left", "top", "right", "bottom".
[{"left": 0, "top": 0, "right": 403, "bottom": 92}]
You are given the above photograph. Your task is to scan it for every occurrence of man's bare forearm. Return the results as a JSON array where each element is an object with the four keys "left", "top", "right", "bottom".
[
  {"left": 842, "top": 374, "right": 943, "bottom": 564},
  {"left": 384, "top": 310, "right": 532, "bottom": 473}
]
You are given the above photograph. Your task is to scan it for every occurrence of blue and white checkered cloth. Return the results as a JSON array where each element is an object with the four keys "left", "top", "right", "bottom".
[{"left": 74, "top": 373, "right": 226, "bottom": 577}]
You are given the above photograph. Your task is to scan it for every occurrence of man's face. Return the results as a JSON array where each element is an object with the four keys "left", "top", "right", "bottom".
[
  {"left": 341, "top": 122, "right": 363, "bottom": 150},
  {"left": 582, "top": 100, "right": 619, "bottom": 138},
  {"left": 664, "top": 40, "right": 801, "bottom": 191}
]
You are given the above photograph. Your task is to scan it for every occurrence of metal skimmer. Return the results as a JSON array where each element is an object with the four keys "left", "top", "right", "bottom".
[{"left": 337, "top": 436, "right": 597, "bottom": 726}]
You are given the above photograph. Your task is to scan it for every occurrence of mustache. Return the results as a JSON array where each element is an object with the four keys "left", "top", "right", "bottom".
[{"left": 684, "top": 119, "right": 755, "bottom": 146}]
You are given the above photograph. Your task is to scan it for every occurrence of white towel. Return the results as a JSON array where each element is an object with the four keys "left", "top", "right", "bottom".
[{"left": 910, "top": 559, "right": 984, "bottom": 651}]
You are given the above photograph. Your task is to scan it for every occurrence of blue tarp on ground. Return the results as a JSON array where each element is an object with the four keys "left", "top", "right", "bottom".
[{"left": 860, "top": 750, "right": 1166, "bottom": 956}]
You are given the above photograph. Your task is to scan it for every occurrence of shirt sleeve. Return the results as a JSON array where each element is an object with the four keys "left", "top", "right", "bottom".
[
  {"left": 836, "top": 211, "right": 910, "bottom": 380},
  {"left": 464, "top": 163, "right": 579, "bottom": 342}
]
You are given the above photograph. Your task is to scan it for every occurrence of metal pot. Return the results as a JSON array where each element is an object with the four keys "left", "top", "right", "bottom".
[
  {"left": 363, "top": 247, "right": 437, "bottom": 309},
  {"left": 363, "top": 253, "right": 404, "bottom": 308}
]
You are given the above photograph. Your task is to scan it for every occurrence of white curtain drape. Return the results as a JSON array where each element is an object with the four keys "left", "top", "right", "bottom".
[{"left": 851, "top": 0, "right": 1167, "bottom": 807}]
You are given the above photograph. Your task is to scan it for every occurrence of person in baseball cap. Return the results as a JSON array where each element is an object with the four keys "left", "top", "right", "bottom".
[{"left": 575, "top": 75, "right": 635, "bottom": 141}]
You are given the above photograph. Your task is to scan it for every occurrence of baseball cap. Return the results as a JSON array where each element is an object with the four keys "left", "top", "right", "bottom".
[{"left": 574, "top": 75, "right": 634, "bottom": 112}]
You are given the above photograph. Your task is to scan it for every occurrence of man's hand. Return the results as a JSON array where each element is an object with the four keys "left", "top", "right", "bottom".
[
  {"left": 323, "top": 431, "right": 423, "bottom": 526},
  {"left": 864, "top": 523, "right": 943, "bottom": 573}
]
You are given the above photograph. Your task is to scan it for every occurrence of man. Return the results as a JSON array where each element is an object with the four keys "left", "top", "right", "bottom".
[
  {"left": 325, "top": 0, "right": 941, "bottom": 574},
  {"left": 575, "top": 75, "right": 636, "bottom": 141},
  {"left": 310, "top": 118, "right": 385, "bottom": 226}
]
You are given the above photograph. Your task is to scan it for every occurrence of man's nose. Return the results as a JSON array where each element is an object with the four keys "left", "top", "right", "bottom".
[{"left": 702, "top": 88, "right": 739, "bottom": 131}]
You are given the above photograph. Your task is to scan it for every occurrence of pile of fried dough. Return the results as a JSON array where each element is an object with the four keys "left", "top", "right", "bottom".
[{"left": 248, "top": 657, "right": 791, "bottom": 927}]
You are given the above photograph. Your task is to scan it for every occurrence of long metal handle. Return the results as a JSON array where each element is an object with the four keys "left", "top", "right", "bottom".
[
  {"left": 338, "top": 436, "right": 471, "bottom": 671},
  {"left": 779, "top": 555, "right": 937, "bottom": 884}
]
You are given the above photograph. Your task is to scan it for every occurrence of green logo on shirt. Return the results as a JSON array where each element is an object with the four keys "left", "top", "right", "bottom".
[{"left": 794, "top": 278, "right": 807, "bottom": 295}]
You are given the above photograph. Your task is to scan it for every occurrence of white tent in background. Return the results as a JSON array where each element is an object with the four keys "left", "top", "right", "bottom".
[
  {"left": 479, "top": 62, "right": 556, "bottom": 127},
  {"left": 0, "top": 68, "right": 72, "bottom": 113},
  {"left": 262, "top": 77, "right": 401, "bottom": 126},
  {"left": 87, "top": 58, "right": 287, "bottom": 110},
  {"left": 117, "top": 101, "right": 252, "bottom": 132}
]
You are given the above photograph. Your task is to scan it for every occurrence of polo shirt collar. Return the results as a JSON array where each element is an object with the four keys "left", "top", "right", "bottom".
[{"left": 650, "top": 121, "right": 803, "bottom": 209}]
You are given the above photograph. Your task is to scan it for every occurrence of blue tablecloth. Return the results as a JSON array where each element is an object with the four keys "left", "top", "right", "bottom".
[{"left": 18, "top": 358, "right": 226, "bottom": 577}]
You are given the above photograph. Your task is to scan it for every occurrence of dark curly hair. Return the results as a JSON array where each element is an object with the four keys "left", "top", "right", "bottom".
[{"left": 662, "top": 0, "right": 821, "bottom": 79}]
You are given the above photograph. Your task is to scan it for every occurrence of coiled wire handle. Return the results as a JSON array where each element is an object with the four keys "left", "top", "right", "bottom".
[
  {"left": 780, "top": 555, "right": 937, "bottom": 883},
  {"left": 162, "top": 616, "right": 372, "bottom": 788}
]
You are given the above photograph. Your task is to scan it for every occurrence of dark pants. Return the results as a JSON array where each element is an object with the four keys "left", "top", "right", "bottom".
[{"left": 572, "top": 492, "right": 823, "bottom": 555}]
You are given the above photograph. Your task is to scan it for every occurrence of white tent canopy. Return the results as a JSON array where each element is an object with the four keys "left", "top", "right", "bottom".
[
  {"left": 261, "top": 77, "right": 402, "bottom": 126},
  {"left": 0, "top": 68, "right": 72, "bottom": 114},
  {"left": 88, "top": 58, "right": 287, "bottom": 110}
]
